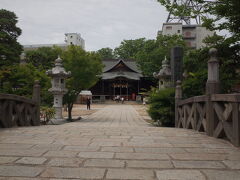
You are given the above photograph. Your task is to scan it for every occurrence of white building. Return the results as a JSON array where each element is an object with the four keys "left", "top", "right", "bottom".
[
  {"left": 23, "top": 33, "right": 85, "bottom": 50},
  {"left": 159, "top": 23, "right": 214, "bottom": 49},
  {"left": 65, "top": 33, "right": 85, "bottom": 49}
]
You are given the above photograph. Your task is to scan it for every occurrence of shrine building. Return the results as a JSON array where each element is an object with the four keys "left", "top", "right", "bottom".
[{"left": 90, "top": 59, "right": 151, "bottom": 101}]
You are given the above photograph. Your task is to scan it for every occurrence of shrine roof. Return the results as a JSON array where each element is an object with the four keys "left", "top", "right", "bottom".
[
  {"left": 101, "top": 71, "right": 143, "bottom": 80},
  {"left": 102, "top": 59, "right": 142, "bottom": 73}
]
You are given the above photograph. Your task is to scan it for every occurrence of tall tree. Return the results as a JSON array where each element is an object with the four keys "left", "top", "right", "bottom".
[
  {"left": 63, "top": 46, "right": 103, "bottom": 120},
  {"left": 0, "top": 9, "right": 22, "bottom": 67},
  {"left": 135, "top": 34, "right": 186, "bottom": 77},
  {"left": 114, "top": 38, "right": 146, "bottom": 59},
  {"left": 0, "top": 63, "right": 51, "bottom": 105},
  {"left": 97, "top": 47, "right": 115, "bottom": 60},
  {"left": 25, "top": 46, "right": 62, "bottom": 70}
]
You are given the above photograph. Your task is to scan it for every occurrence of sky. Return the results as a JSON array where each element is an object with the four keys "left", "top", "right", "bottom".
[{"left": 1, "top": 0, "right": 169, "bottom": 51}]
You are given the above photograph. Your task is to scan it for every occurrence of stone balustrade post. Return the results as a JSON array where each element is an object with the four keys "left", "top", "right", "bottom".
[
  {"left": 206, "top": 48, "right": 220, "bottom": 136},
  {"left": 175, "top": 80, "right": 182, "bottom": 127},
  {"left": 32, "top": 80, "right": 41, "bottom": 104},
  {"left": 32, "top": 80, "right": 40, "bottom": 125}
]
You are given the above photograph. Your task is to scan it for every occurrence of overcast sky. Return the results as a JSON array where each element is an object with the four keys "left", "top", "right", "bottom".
[{"left": 1, "top": 0, "right": 168, "bottom": 51}]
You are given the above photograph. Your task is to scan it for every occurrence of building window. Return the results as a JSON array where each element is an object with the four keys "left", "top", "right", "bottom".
[
  {"left": 177, "top": 30, "right": 181, "bottom": 33},
  {"left": 166, "top": 26, "right": 172, "bottom": 30},
  {"left": 70, "top": 42, "right": 73, "bottom": 45},
  {"left": 70, "top": 36, "right": 73, "bottom": 38}
]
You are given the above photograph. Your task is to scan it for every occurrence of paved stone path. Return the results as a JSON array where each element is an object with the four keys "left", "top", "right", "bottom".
[{"left": 0, "top": 105, "right": 240, "bottom": 180}]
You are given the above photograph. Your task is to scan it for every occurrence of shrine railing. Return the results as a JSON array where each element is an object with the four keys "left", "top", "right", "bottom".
[
  {"left": 0, "top": 81, "right": 40, "bottom": 128},
  {"left": 176, "top": 94, "right": 240, "bottom": 146},
  {"left": 175, "top": 48, "right": 240, "bottom": 146}
]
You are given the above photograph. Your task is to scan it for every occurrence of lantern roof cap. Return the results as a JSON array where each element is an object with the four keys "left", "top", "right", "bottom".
[
  {"left": 153, "top": 56, "right": 171, "bottom": 79},
  {"left": 46, "top": 55, "right": 71, "bottom": 77}
]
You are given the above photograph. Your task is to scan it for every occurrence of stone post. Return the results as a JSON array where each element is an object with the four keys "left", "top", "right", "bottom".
[
  {"left": 206, "top": 48, "right": 220, "bottom": 94},
  {"left": 206, "top": 48, "right": 220, "bottom": 136},
  {"left": 32, "top": 80, "right": 40, "bottom": 125},
  {"left": 171, "top": 47, "right": 183, "bottom": 87},
  {"left": 175, "top": 80, "right": 182, "bottom": 127},
  {"left": 32, "top": 80, "right": 41, "bottom": 104}
]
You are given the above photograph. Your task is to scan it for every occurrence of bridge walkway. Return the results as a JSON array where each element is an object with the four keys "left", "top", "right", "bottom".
[{"left": 0, "top": 105, "right": 240, "bottom": 179}]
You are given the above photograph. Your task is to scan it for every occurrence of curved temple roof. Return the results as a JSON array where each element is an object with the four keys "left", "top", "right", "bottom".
[
  {"left": 101, "top": 71, "right": 142, "bottom": 80},
  {"left": 103, "top": 59, "right": 141, "bottom": 73},
  {"left": 101, "top": 59, "right": 143, "bottom": 80}
]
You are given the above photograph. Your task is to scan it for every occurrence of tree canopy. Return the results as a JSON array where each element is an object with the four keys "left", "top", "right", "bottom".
[
  {"left": 0, "top": 9, "right": 22, "bottom": 67},
  {"left": 0, "top": 63, "right": 52, "bottom": 105},
  {"left": 96, "top": 47, "right": 115, "bottom": 60},
  {"left": 25, "top": 46, "right": 62, "bottom": 70},
  {"left": 135, "top": 34, "right": 186, "bottom": 77},
  {"left": 62, "top": 45, "right": 103, "bottom": 120},
  {"left": 114, "top": 38, "right": 146, "bottom": 59}
]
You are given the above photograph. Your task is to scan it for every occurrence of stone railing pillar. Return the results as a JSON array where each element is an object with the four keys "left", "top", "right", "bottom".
[
  {"left": 206, "top": 48, "right": 220, "bottom": 136},
  {"left": 32, "top": 80, "right": 40, "bottom": 125},
  {"left": 206, "top": 48, "right": 220, "bottom": 94},
  {"left": 32, "top": 80, "right": 41, "bottom": 104},
  {"left": 175, "top": 80, "right": 182, "bottom": 127}
]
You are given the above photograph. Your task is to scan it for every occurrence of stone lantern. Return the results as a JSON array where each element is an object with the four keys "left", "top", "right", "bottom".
[
  {"left": 153, "top": 56, "right": 172, "bottom": 89},
  {"left": 46, "top": 56, "right": 71, "bottom": 120},
  {"left": 20, "top": 52, "right": 27, "bottom": 65}
]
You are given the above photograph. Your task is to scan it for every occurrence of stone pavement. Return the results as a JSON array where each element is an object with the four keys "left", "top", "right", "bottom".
[{"left": 0, "top": 104, "right": 240, "bottom": 180}]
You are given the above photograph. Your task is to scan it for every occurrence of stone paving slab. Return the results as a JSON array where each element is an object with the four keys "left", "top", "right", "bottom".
[
  {"left": 0, "top": 104, "right": 240, "bottom": 180},
  {"left": 106, "top": 169, "right": 155, "bottom": 180},
  {"left": 0, "top": 165, "right": 44, "bottom": 177},
  {"left": 41, "top": 167, "right": 106, "bottom": 179},
  {"left": 156, "top": 170, "right": 205, "bottom": 180}
]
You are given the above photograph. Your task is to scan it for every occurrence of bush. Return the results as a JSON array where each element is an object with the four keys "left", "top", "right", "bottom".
[
  {"left": 40, "top": 106, "right": 55, "bottom": 125},
  {"left": 147, "top": 88, "right": 175, "bottom": 127}
]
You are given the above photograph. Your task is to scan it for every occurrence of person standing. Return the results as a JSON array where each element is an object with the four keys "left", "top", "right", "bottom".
[{"left": 86, "top": 97, "right": 91, "bottom": 110}]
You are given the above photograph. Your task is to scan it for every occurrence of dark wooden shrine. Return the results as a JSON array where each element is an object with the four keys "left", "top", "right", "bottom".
[{"left": 90, "top": 59, "right": 151, "bottom": 101}]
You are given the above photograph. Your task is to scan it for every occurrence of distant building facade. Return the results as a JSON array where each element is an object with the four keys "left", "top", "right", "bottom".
[
  {"left": 64, "top": 33, "right": 85, "bottom": 48},
  {"left": 158, "top": 23, "right": 214, "bottom": 49},
  {"left": 23, "top": 33, "right": 85, "bottom": 51}
]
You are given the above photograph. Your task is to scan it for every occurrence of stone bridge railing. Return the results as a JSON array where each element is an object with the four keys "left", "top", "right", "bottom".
[
  {"left": 0, "top": 80, "right": 40, "bottom": 128},
  {"left": 175, "top": 48, "right": 240, "bottom": 146}
]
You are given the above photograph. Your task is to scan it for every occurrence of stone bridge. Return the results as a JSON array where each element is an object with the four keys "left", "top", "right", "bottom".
[{"left": 0, "top": 104, "right": 240, "bottom": 180}]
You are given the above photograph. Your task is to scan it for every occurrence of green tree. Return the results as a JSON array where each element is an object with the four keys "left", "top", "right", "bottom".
[
  {"left": 0, "top": 9, "right": 22, "bottom": 67},
  {"left": 135, "top": 34, "right": 186, "bottom": 76},
  {"left": 114, "top": 38, "right": 146, "bottom": 59},
  {"left": 25, "top": 46, "right": 62, "bottom": 70},
  {"left": 97, "top": 47, "right": 115, "bottom": 60},
  {"left": 63, "top": 46, "right": 103, "bottom": 120},
  {"left": 0, "top": 63, "right": 52, "bottom": 105},
  {"left": 183, "top": 44, "right": 240, "bottom": 97}
]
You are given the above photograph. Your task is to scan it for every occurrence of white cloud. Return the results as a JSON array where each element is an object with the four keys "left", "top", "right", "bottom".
[{"left": 1, "top": 0, "right": 168, "bottom": 51}]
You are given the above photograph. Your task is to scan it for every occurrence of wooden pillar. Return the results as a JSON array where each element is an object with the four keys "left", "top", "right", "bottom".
[
  {"left": 232, "top": 101, "right": 240, "bottom": 146},
  {"left": 113, "top": 85, "right": 115, "bottom": 96},
  {"left": 120, "top": 79, "right": 122, "bottom": 96},
  {"left": 175, "top": 81, "right": 182, "bottom": 127},
  {"left": 127, "top": 83, "right": 129, "bottom": 100},
  {"left": 102, "top": 80, "right": 104, "bottom": 95},
  {"left": 32, "top": 80, "right": 40, "bottom": 126},
  {"left": 137, "top": 80, "right": 140, "bottom": 94},
  {"left": 206, "top": 48, "right": 220, "bottom": 136}
]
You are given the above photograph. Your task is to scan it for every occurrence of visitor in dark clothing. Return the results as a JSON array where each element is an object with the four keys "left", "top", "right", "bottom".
[{"left": 86, "top": 97, "right": 91, "bottom": 110}]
